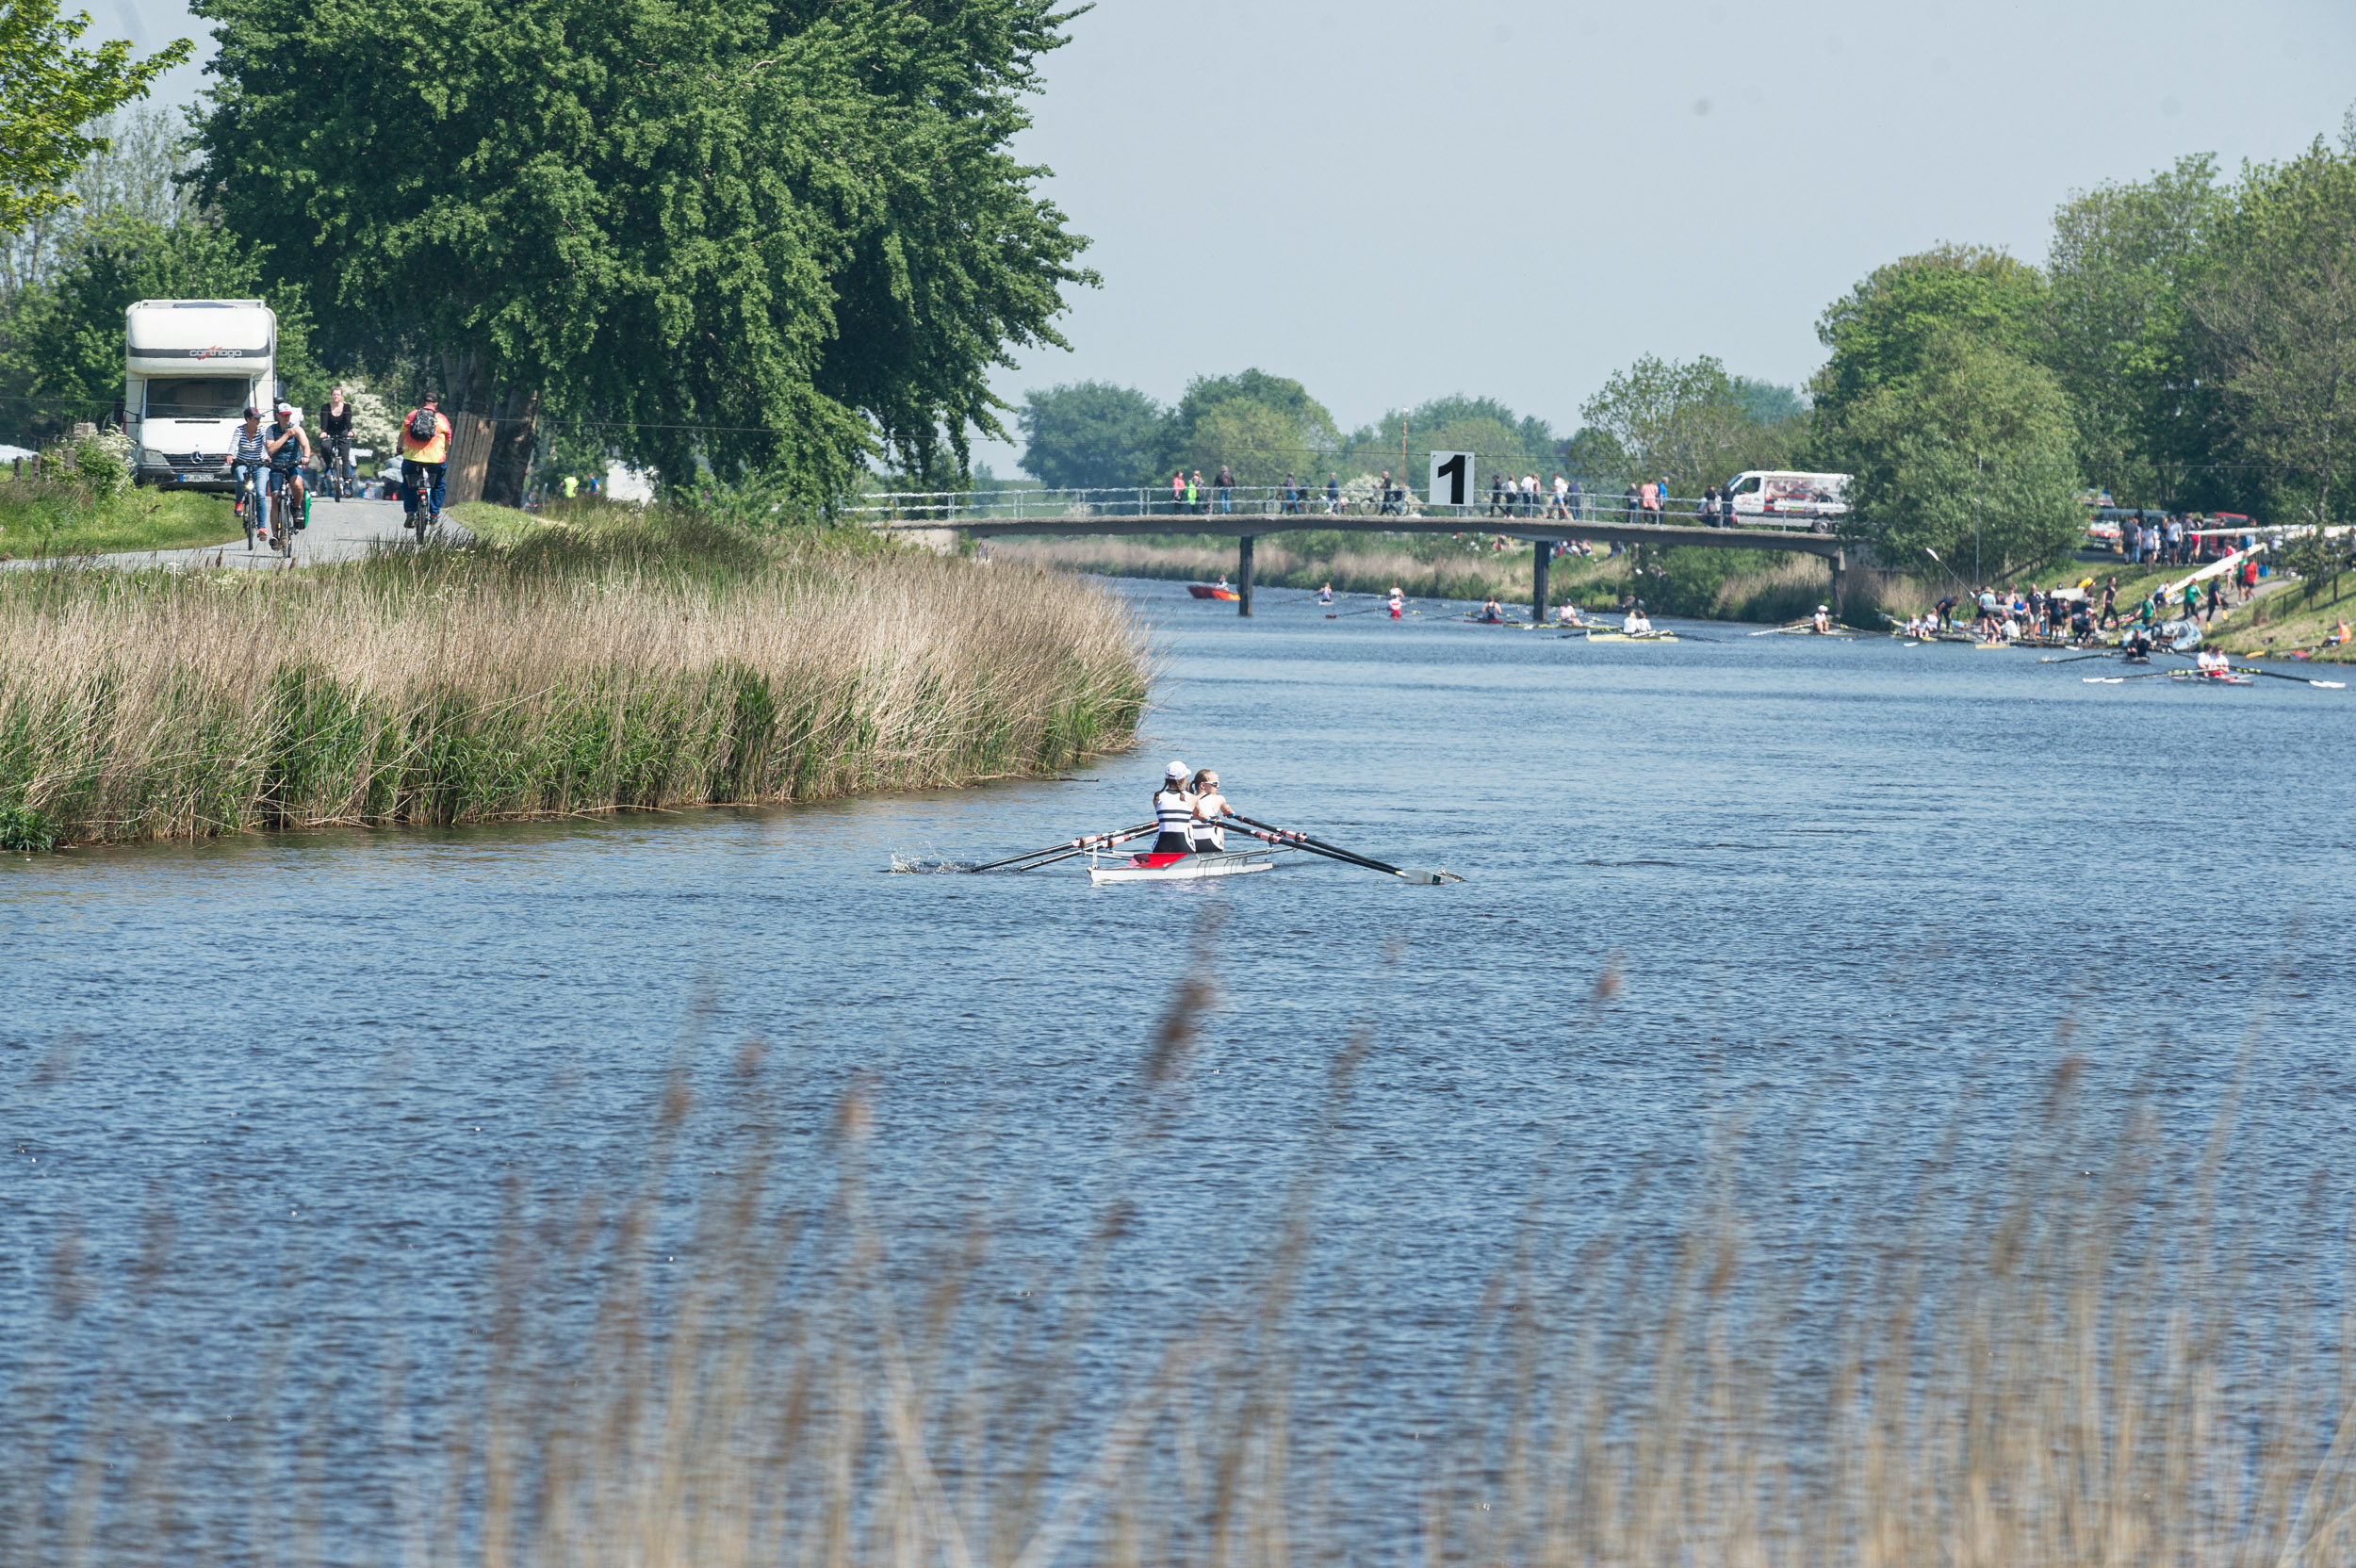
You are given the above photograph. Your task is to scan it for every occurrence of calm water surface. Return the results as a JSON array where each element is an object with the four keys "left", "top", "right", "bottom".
[{"left": 6, "top": 577, "right": 2354, "bottom": 1505}]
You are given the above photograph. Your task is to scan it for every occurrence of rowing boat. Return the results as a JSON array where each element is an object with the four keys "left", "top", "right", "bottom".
[
  {"left": 1088, "top": 847, "right": 1284, "bottom": 884},
  {"left": 1585, "top": 630, "right": 1678, "bottom": 643},
  {"left": 2168, "top": 670, "right": 2255, "bottom": 685},
  {"left": 1186, "top": 584, "right": 1240, "bottom": 601}
]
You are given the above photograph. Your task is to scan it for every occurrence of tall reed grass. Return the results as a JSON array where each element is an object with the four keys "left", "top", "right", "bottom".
[
  {"left": 0, "top": 519, "right": 1149, "bottom": 844},
  {"left": 8, "top": 954, "right": 2352, "bottom": 1566}
]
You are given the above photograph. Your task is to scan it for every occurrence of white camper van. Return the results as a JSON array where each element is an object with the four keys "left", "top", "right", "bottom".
[
  {"left": 125, "top": 299, "right": 277, "bottom": 492},
  {"left": 1724, "top": 469, "right": 1850, "bottom": 532}
]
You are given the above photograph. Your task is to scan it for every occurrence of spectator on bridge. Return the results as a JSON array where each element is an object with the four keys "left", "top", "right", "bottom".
[
  {"left": 1280, "top": 473, "right": 1300, "bottom": 515},
  {"left": 1720, "top": 485, "right": 1737, "bottom": 527},
  {"left": 1622, "top": 482, "right": 1640, "bottom": 523},
  {"left": 1550, "top": 473, "right": 1569, "bottom": 519},
  {"left": 1378, "top": 471, "right": 1400, "bottom": 516},
  {"left": 1523, "top": 473, "right": 1539, "bottom": 516},
  {"left": 1170, "top": 470, "right": 1185, "bottom": 514},
  {"left": 1639, "top": 480, "right": 1660, "bottom": 521},
  {"left": 1566, "top": 476, "right": 1583, "bottom": 520},
  {"left": 1487, "top": 472, "right": 1505, "bottom": 517},
  {"left": 1701, "top": 484, "right": 1721, "bottom": 526},
  {"left": 1216, "top": 464, "right": 1234, "bottom": 514},
  {"left": 1186, "top": 469, "right": 1202, "bottom": 514},
  {"left": 1325, "top": 473, "right": 1342, "bottom": 514}
]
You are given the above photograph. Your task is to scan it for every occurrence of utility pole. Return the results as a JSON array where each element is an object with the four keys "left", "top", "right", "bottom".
[{"left": 1973, "top": 453, "right": 1984, "bottom": 585}]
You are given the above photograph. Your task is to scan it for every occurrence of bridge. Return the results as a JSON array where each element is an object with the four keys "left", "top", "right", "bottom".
[{"left": 871, "top": 487, "right": 1852, "bottom": 619}]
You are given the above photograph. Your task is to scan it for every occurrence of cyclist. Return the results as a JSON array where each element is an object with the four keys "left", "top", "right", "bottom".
[
  {"left": 262, "top": 400, "right": 312, "bottom": 545},
  {"left": 231, "top": 405, "right": 270, "bottom": 549},
  {"left": 318, "top": 385, "right": 354, "bottom": 500},
  {"left": 399, "top": 392, "right": 452, "bottom": 531}
]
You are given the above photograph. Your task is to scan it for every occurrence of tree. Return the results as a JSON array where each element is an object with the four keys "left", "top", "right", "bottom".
[
  {"left": 1809, "top": 245, "right": 2049, "bottom": 426},
  {"left": 0, "top": 0, "right": 188, "bottom": 239},
  {"left": 1825, "top": 332, "right": 2083, "bottom": 582},
  {"left": 1579, "top": 354, "right": 1767, "bottom": 497},
  {"left": 2189, "top": 139, "right": 2356, "bottom": 558},
  {"left": 192, "top": 0, "right": 1092, "bottom": 508},
  {"left": 2046, "top": 155, "right": 2229, "bottom": 507},
  {"left": 1017, "top": 381, "right": 1162, "bottom": 490},
  {"left": 1729, "top": 378, "right": 1806, "bottom": 427},
  {"left": 1156, "top": 368, "right": 1337, "bottom": 483},
  {"left": 1342, "top": 394, "right": 1556, "bottom": 493},
  {"left": 2, "top": 214, "right": 319, "bottom": 439},
  {"left": 1, "top": 105, "right": 191, "bottom": 295}
]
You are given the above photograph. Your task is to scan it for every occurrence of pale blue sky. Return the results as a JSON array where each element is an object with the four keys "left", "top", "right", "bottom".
[{"left": 112, "top": 0, "right": 2356, "bottom": 471}]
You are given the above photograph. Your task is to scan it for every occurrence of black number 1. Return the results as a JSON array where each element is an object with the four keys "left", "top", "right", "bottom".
[{"left": 1434, "top": 452, "right": 1467, "bottom": 505}]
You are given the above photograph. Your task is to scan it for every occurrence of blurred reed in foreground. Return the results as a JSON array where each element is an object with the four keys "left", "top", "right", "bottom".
[
  {"left": 6, "top": 975, "right": 2351, "bottom": 1568},
  {"left": 0, "top": 515, "right": 1149, "bottom": 845}
]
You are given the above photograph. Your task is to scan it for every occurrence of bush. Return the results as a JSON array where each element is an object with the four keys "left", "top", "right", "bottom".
[{"left": 0, "top": 805, "right": 58, "bottom": 852}]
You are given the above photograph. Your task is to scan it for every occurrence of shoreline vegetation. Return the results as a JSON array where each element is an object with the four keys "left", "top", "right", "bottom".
[
  {"left": 0, "top": 507, "right": 1149, "bottom": 848},
  {"left": 9, "top": 959, "right": 2352, "bottom": 1563},
  {"left": 0, "top": 466, "right": 243, "bottom": 559}
]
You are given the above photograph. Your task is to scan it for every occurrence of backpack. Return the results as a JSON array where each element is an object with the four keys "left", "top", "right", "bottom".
[{"left": 406, "top": 407, "right": 439, "bottom": 442}]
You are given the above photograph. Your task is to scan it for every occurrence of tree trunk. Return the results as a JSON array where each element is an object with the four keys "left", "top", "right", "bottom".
[{"left": 483, "top": 384, "right": 539, "bottom": 507}]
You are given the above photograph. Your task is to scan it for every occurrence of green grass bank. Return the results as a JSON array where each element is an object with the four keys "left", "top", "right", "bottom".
[
  {"left": 0, "top": 470, "right": 242, "bottom": 558},
  {"left": 0, "top": 509, "right": 1149, "bottom": 848}
]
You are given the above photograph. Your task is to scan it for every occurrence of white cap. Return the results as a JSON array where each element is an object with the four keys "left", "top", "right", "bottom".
[{"left": 1165, "top": 760, "right": 1188, "bottom": 779}]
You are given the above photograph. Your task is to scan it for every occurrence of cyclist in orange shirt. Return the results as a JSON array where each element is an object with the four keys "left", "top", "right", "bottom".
[{"left": 399, "top": 392, "right": 453, "bottom": 531}]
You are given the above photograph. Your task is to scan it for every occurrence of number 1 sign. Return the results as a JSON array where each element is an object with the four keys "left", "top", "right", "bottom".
[{"left": 1429, "top": 451, "right": 1474, "bottom": 507}]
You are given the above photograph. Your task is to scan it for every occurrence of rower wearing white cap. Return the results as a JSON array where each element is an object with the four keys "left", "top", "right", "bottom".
[
  {"left": 1150, "top": 761, "right": 1197, "bottom": 854},
  {"left": 1812, "top": 603, "right": 1833, "bottom": 634}
]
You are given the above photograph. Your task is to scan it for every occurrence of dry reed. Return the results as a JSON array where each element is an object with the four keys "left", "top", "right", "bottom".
[
  {"left": 0, "top": 529, "right": 1150, "bottom": 844},
  {"left": 8, "top": 953, "right": 2354, "bottom": 1567}
]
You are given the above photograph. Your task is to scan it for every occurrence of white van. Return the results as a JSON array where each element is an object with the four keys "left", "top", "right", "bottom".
[
  {"left": 125, "top": 299, "right": 277, "bottom": 492},
  {"left": 1724, "top": 470, "right": 1850, "bottom": 531}
]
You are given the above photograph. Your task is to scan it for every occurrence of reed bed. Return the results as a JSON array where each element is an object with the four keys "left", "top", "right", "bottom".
[
  {"left": 0, "top": 524, "right": 1150, "bottom": 844},
  {"left": 8, "top": 956, "right": 2353, "bottom": 1567},
  {"left": 989, "top": 535, "right": 1626, "bottom": 605}
]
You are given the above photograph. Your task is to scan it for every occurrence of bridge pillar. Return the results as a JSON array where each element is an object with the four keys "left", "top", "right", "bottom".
[
  {"left": 1829, "top": 547, "right": 1845, "bottom": 622},
  {"left": 1238, "top": 534, "right": 1254, "bottom": 617},
  {"left": 1531, "top": 539, "right": 1552, "bottom": 627}
]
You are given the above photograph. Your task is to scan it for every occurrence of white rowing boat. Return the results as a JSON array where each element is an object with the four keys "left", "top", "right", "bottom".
[
  {"left": 1585, "top": 630, "right": 1678, "bottom": 643},
  {"left": 1088, "top": 847, "right": 1285, "bottom": 885}
]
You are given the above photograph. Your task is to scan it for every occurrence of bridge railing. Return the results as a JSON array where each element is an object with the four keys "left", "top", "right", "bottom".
[{"left": 849, "top": 484, "right": 1838, "bottom": 531}]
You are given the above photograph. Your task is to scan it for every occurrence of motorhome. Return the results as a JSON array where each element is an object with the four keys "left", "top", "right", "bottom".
[
  {"left": 1723, "top": 469, "right": 1850, "bottom": 531},
  {"left": 125, "top": 299, "right": 277, "bottom": 492}
]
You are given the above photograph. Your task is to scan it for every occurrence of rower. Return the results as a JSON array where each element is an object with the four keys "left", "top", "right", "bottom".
[
  {"left": 1624, "top": 602, "right": 1653, "bottom": 635},
  {"left": 1812, "top": 603, "right": 1832, "bottom": 635},
  {"left": 1317, "top": 582, "right": 1333, "bottom": 605},
  {"left": 1560, "top": 600, "right": 1582, "bottom": 626},
  {"left": 1186, "top": 769, "right": 1230, "bottom": 851},
  {"left": 1150, "top": 761, "right": 1196, "bottom": 855},
  {"left": 1387, "top": 585, "right": 1404, "bottom": 619},
  {"left": 1480, "top": 597, "right": 1503, "bottom": 623}
]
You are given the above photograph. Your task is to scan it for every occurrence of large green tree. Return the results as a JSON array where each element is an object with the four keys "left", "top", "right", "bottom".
[
  {"left": 1809, "top": 245, "right": 2049, "bottom": 426},
  {"left": 1825, "top": 332, "right": 2083, "bottom": 582},
  {"left": 2045, "top": 155, "right": 2228, "bottom": 507},
  {"left": 0, "top": 0, "right": 188, "bottom": 239},
  {"left": 1342, "top": 394, "right": 1557, "bottom": 493},
  {"left": 192, "top": 0, "right": 1092, "bottom": 508},
  {"left": 1154, "top": 368, "right": 1337, "bottom": 485},
  {"left": 1579, "top": 354, "right": 1784, "bottom": 498},
  {"left": 2189, "top": 138, "right": 2356, "bottom": 553},
  {"left": 1017, "top": 380, "right": 1161, "bottom": 490}
]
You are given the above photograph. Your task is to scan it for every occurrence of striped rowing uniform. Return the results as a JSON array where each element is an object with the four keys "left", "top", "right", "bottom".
[
  {"left": 1188, "top": 791, "right": 1227, "bottom": 852},
  {"left": 1151, "top": 788, "right": 1194, "bottom": 855}
]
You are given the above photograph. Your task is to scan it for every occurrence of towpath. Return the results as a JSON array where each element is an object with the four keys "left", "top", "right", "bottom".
[{"left": 8, "top": 496, "right": 468, "bottom": 572}]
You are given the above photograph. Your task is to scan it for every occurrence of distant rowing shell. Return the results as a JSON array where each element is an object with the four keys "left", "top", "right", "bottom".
[
  {"left": 1585, "top": 631, "right": 1678, "bottom": 643},
  {"left": 2168, "top": 670, "right": 2255, "bottom": 685}
]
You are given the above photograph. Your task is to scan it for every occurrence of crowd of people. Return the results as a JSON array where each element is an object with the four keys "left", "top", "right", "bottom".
[{"left": 1890, "top": 565, "right": 2261, "bottom": 645}]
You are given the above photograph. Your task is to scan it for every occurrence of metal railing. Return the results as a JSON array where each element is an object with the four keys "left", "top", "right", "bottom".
[{"left": 849, "top": 483, "right": 1839, "bottom": 531}]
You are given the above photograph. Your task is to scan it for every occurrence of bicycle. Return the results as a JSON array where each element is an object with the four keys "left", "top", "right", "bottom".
[
  {"left": 323, "top": 434, "right": 353, "bottom": 501},
  {"left": 266, "top": 468, "right": 300, "bottom": 560},
  {"left": 233, "top": 463, "right": 265, "bottom": 550}
]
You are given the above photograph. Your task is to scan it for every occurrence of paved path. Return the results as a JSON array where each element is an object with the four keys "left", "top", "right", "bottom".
[{"left": 12, "top": 496, "right": 467, "bottom": 571}]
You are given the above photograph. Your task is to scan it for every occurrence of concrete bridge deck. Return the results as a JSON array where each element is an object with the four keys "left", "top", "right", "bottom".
[{"left": 883, "top": 514, "right": 1852, "bottom": 617}]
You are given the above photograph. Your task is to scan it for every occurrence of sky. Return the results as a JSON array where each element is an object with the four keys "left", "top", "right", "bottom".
[{"left": 110, "top": 0, "right": 2356, "bottom": 474}]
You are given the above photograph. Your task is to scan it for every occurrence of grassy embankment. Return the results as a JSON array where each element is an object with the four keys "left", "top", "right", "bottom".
[
  {"left": 9, "top": 956, "right": 2354, "bottom": 1563},
  {"left": 0, "top": 469, "right": 242, "bottom": 558},
  {"left": 0, "top": 504, "right": 1149, "bottom": 848},
  {"left": 991, "top": 529, "right": 1938, "bottom": 624}
]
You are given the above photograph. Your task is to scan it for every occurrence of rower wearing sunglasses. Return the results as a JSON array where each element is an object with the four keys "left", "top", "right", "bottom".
[{"left": 1187, "top": 770, "right": 1232, "bottom": 852}]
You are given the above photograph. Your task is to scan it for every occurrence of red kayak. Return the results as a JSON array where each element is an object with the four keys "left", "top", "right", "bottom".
[{"left": 1187, "top": 584, "right": 1240, "bottom": 601}]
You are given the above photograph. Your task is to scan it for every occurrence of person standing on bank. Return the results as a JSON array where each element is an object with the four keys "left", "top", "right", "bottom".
[
  {"left": 1151, "top": 762, "right": 1197, "bottom": 855},
  {"left": 399, "top": 393, "right": 453, "bottom": 529}
]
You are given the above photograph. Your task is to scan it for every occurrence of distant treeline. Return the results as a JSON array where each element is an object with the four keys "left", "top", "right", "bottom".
[{"left": 1023, "top": 122, "right": 2356, "bottom": 586}]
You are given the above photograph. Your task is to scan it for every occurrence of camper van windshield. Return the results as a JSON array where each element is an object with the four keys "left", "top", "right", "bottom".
[{"left": 144, "top": 378, "right": 252, "bottom": 418}]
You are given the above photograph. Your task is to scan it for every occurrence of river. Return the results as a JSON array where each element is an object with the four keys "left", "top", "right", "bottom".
[{"left": 7, "top": 577, "right": 2353, "bottom": 1548}]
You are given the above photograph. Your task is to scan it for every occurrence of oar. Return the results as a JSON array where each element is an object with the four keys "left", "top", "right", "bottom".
[
  {"left": 2082, "top": 671, "right": 2172, "bottom": 683},
  {"left": 966, "top": 822, "right": 1155, "bottom": 874},
  {"left": 2038, "top": 651, "right": 2118, "bottom": 665},
  {"left": 2232, "top": 664, "right": 2348, "bottom": 689},
  {"left": 1218, "top": 813, "right": 1462, "bottom": 884}
]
